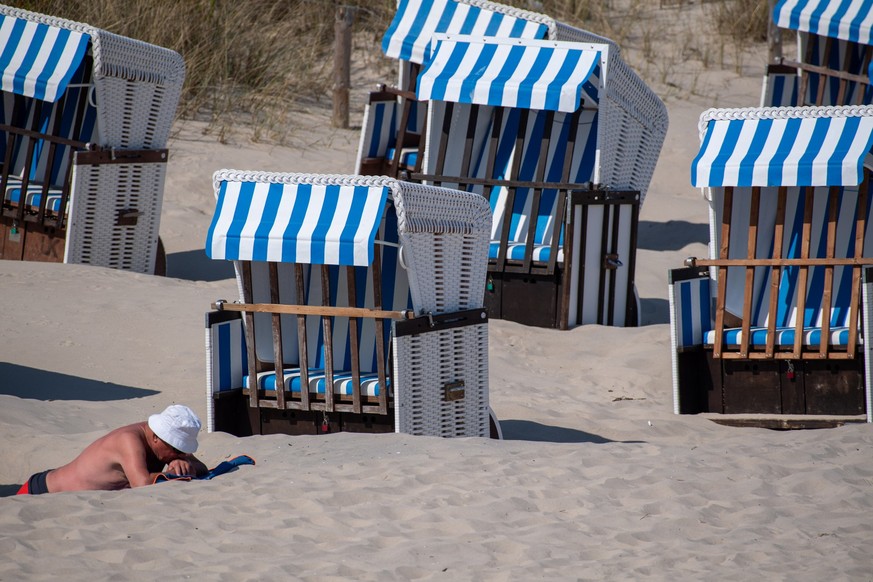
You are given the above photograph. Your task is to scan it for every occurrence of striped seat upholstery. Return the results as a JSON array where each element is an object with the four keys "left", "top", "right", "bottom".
[
  {"left": 3, "top": 177, "right": 64, "bottom": 213},
  {"left": 704, "top": 326, "right": 854, "bottom": 347},
  {"left": 762, "top": 69, "right": 800, "bottom": 107},
  {"left": 246, "top": 369, "right": 388, "bottom": 397}
]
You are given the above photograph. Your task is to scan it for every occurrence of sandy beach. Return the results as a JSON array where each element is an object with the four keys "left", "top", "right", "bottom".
[{"left": 3, "top": 7, "right": 873, "bottom": 581}]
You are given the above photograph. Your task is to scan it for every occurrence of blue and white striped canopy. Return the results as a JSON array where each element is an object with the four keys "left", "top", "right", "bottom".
[
  {"left": 416, "top": 36, "right": 601, "bottom": 112},
  {"left": 382, "top": 0, "right": 548, "bottom": 65},
  {"left": 206, "top": 180, "right": 389, "bottom": 266},
  {"left": 773, "top": 0, "right": 873, "bottom": 45},
  {"left": 0, "top": 15, "right": 90, "bottom": 103},
  {"left": 691, "top": 113, "right": 873, "bottom": 188}
]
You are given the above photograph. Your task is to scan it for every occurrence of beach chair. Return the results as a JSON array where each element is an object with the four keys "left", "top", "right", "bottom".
[
  {"left": 762, "top": 0, "right": 872, "bottom": 107},
  {"left": 669, "top": 105, "right": 873, "bottom": 424},
  {"left": 409, "top": 34, "right": 666, "bottom": 329},
  {"left": 357, "top": 0, "right": 621, "bottom": 179},
  {"left": 204, "top": 171, "right": 497, "bottom": 438},
  {"left": 0, "top": 6, "right": 184, "bottom": 273}
]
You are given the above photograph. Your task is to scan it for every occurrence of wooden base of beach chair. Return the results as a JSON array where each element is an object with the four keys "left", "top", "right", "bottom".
[
  {"left": 0, "top": 217, "right": 65, "bottom": 263},
  {"left": 676, "top": 348, "right": 866, "bottom": 417},
  {"left": 211, "top": 390, "right": 395, "bottom": 436},
  {"left": 486, "top": 271, "right": 563, "bottom": 329}
]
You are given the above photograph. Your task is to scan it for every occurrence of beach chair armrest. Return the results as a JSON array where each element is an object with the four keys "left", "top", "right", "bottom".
[
  {"left": 394, "top": 308, "right": 488, "bottom": 338},
  {"left": 668, "top": 266, "right": 712, "bottom": 350},
  {"left": 205, "top": 309, "right": 247, "bottom": 394}
]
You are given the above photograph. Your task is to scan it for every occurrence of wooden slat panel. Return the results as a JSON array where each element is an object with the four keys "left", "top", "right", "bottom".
[
  {"left": 740, "top": 187, "right": 760, "bottom": 357},
  {"left": 295, "top": 264, "right": 310, "bottom": 410},
  {"left": 459, "top": 103, "right": 479, "bottom": 183},
  {"left": 496, "top": 109, "right": 529, "bottom": 272},
  {"left": 792, "top": 187, "right": 814, "bottom": 358},
  {"left": 346, "top": 265, "right": 362, "bottom": 414},
  {"left": 847, "top": 176, "right": 868, "bottom": 358},
  {"left": 713, "top": 187, "right": 733, "bottom": 358},
  {"left": 819, "top": 187, "right": 838, "bottom": 358},
  {"left": 320, "top": 265, "right": 335, "bottom": 413},
  {"left": 765, "top": 187, "right": 787, "bottom": 358},
  {"left": 241, "top": 262, "right": 260, "bottom": 409},
  {"left": 522, "top": 110, "right": 554, "bottom": 274},
  {"left": 433, "top": 101, "right": 455, "bottom": 185},
  {"left": 269, "top": 263, "right": 286, "bottom": 409},
  {"left": 482, "top": 107, "right": 503, "bottom": 202},
  {"left": 370, "top": 249, "right": 389, "bottom": 416}
]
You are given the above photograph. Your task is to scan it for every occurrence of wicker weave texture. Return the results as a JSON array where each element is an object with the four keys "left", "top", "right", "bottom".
[
  {"left": 598, "top": 56, "right": 668, "bottom": 204},
  {"left": 393, "top": 180, "right": 492, "bottom": 314},
  {"left": 698, "top": 104, "right": 873, "bottom": 140},
  {"left": 65, "top": 162, "right": 165, "bottom": 273},
  {"left": 457, "top": 0, "right": 556, "bottom": 38},
  {"left": 393, "top": 323, "right": 490, "bottom": 437}
]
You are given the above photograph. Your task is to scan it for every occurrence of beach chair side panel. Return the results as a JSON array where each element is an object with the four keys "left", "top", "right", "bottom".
[
  {"left": 64, "top": 152, "right": 167, "bottom": 273},
  {"left": 598, "top": 57, "right": 669, "bottom": 201},
  {"left": 392, "top": 181, "right": 492, "bottom": 436},
  {"left": 90, "top": 30, "right": 186, "bottom": 149},
  {"left": 668, "top": 266, "right": 715, "bottom": 414},
  {"left": 205, "top": 311, "right": 251, "bottom": 434},
  {"left": 393, "top": 319, "right": 489, "bottom": 437}
]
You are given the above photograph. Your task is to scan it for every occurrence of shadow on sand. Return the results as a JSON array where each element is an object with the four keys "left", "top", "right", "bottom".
[
  {"left": 0, "top": 363, "right": 158, "bottom": 401},
  {"left": 637, "top": 219, "right": 709, "bottom": 252},
  {"left": 639, "top": 297, "right": 670, "bottom": 325},
  {"left": 499, "top": 420, "right": 645, "bottom": 444},
  {"left": 166, "top": 249, "right": 234, "bottom": 282}
]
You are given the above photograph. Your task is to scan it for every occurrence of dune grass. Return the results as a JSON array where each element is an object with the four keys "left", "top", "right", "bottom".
[{"left": 16, "top": 0, "right": 769, "bottom": 142}]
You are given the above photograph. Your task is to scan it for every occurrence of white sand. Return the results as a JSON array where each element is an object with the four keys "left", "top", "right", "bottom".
[{"left": 3, "top": 14, "right": 873, "bottom": 582}]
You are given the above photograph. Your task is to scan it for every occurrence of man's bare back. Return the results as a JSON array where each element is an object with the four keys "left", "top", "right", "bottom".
[{"left": 18, "top": 405, "right": 207, "bottom": 494}]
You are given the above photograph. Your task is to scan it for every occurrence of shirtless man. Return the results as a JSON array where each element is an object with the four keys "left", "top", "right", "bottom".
[{"left": 17, "top": 404, "right": 208, "bottom": 494}]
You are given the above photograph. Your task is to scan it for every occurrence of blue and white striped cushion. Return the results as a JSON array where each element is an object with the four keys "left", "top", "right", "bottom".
[
  {"left": 385, "top": 147, "right": 418, "bottom": 168},
  {"left": 4, "top": 177, "right": 65, "bottom": 213},
  {"left": 703, "top": 326, "right": 857, "bottom": 347},
  {"left": 488, "top": 240, "right": 563, "bottom": 262},
  {"left": 210, "top": 319, "right": 247, "bottom": 393},
  {"left": 245, "top": 368, "right": 390, "bottom": 397},
  {"left": 762, "top": 71, "right": 799, "bottom": 107},
  {"left": 672, "top": 275, "right": 712, "bottom": 349}
]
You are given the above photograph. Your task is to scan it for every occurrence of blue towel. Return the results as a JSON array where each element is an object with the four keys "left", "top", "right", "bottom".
[{"left": 155, "top": 455, "right": 255, "bottom": 483}]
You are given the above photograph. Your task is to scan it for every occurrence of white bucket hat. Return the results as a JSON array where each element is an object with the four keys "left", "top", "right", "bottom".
[{"left": 148, "top": 405, "right": 201, "bottom": 454}]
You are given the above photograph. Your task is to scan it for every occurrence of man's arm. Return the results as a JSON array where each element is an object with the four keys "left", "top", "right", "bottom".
[{"left": 167, "top": 455, "right": 208, "bottom": 477}]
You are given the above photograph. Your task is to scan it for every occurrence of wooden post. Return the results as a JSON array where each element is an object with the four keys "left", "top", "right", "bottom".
[
  {"left": 332, "top": 6, "right": 355, "bottom": 129},
  {"left": 767, "top": 0, "right": 782, "bottom": 63}
]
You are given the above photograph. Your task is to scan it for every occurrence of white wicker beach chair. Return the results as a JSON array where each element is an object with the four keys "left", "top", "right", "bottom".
[
  {"left": 0, "top": 5, "right": 184, "bottom": 273},
  {"left": 762, "top": 0, "right": 872, "bottom": 107},
  {"left": 409, "top": 34, "right": 666, "bottom": 329},
  {"left": 356, "top": 0, "right": 621, "bottom": 179},
  {"left": 669, "top": 105, "right": 873, "bottom": 424},
  {"left": 204, "top": 171, "right": 497, "bottom": 438}
]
